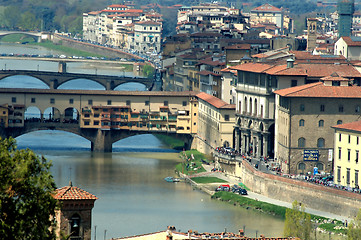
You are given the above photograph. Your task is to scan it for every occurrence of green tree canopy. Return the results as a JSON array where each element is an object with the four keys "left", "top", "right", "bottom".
[
  {"left": 0, "top": 137, "right": 57, "bottom": 240},
  {"left": 348, "top": 209, "right": 361, "bottom": 240},
  {"left": 284, "top": 200, "right": 312, "bottom": 240}
]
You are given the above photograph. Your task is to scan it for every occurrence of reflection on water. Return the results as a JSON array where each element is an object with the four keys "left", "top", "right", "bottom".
[{"left": 15, "top": 131, "right": 285, "bottom": 239}]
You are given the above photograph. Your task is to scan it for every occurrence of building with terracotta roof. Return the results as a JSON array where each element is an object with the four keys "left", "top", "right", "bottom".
[
  {"left": 129, "top": 21, "right": 162, "bottom": 54},
  {"left": 230, "top": 57, "right": 361, "bottom": 161},
  {"left": 249, "top": 4, "right": 293, "bottom": 35},
  {"left": 274, "top": 78, "right": 361, "bottom": 174},
  {"left": 334, "top": 36, "right": 361, "bottom": 60},
  {"left": 196, "top": 92, "right": 235, "bottom": 152},
  {"left": 332, "top": 120, "right": 361, "bottom": 188},
  {"left": 53, "top": 182, "right": 97, "bottom": 240}
]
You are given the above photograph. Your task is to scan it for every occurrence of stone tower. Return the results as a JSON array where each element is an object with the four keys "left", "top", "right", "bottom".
[
  {"left": 338, "top": 0, "right": 355, "bottom": 37},
  {"left": 53, "top": 182, "right": 98, "bottom": 240},
  {"left": 307, "top": 18, "right": 318, "bottom": 52}
]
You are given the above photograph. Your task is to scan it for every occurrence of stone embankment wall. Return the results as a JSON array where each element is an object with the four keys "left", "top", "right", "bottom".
[
  {"left": 53, "top": 34, "right": 141, "bottom": 59},
  {"left": 214, "top": 155, "right": 361, "bottom": 219}
]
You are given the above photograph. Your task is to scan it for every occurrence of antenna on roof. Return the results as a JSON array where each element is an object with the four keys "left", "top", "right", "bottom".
[{"left": 69, "top": 167, "right": 72, "bottom": 186}]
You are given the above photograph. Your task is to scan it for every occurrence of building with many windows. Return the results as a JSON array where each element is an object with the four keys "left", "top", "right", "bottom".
[
  {"left": 275, "top": 77, "right": 361, "bottom": 174},
  {"left": 129, "top": 21, "right": 162, "bottom": 54},
  {"left": 332, "top": 120, "right": 361, "bottom": 188},
  {"left": 332, "top": 121, "right": 361, "bottom": 188}
]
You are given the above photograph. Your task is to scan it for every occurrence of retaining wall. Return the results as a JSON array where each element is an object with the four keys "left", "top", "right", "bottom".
[{"left": 215, "top": 156, "right": 361, "bottom": 219}]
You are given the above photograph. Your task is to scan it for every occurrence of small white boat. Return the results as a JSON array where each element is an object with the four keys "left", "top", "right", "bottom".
[{"left": 164, "top": 177, "right": 180, "bottom": 182}]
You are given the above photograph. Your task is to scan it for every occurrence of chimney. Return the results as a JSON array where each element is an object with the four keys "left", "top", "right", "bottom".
[{"left": 287, "top": 58, "right": 294, "bottom": 68}]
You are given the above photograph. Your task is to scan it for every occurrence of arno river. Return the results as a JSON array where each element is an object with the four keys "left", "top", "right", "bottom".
[{"left": 0, "top": 43, "right": 285, "bottom": 239}]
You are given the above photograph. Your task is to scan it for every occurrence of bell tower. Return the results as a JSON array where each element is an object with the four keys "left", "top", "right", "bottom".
[
  {"left": 307, "top": 18, "right": 318, "bottom": 52},
  {"left": 54, "top": 182, "right": 98, "bottom": 240}
]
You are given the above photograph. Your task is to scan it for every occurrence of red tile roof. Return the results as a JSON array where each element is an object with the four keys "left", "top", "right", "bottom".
[
  {"left": 320, "top": 72, "right": 349, "bottom": 81},
  {"left": 197, "top": 92, "right": 235, "bottom": 109},
  {"left": 274, "top": 82, "right": 361, "bottom": 98},
  {"left": 251, "top": 3, "right": 282, "bottom": 12},
  {"left": 332, "top": 120, "right": 361, "bottom": 132},
  {"left": 136, "top": 21, "right": 161, "bottom": 25},
  {"left": 54, "top": 184, "right": 98, "bottom": 200},
  {"left": 341, "top": 37, "right": 361, "bottom": 47},
  {"left": 225, "top": 44, "right": 251, "bottom": 50},
  {"left": 230, "top": 62, "right": 274, "bottom": 73}
]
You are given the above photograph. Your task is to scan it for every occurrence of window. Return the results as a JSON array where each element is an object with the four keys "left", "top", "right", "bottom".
[
  {"left": 347, "top": 168, "right": 350, "bottom": 184},
  {"left": 84, "top": 121, "right": 90, "bottom": 125},
  {"left": 337, "top": 166, "right": 341, "bottom": 183},
  {"left": 164, "top": 101, "right": 168, "bottom": 106},
  {"left": 348, "top": 149, "right": 351, "bottom": 161},
  {"left": 31, "top": 98, "right": 36, "bottom": 103},
  {"left": 348, "top": 135, "right": 351, "bottom": 144},
  {"left": 356, "top": 150, "right": 359, "bottom": 163},
  {"left": 126, "top": 100, "right": 131, "bottom": 106},
  {"left": 143, "top": 36, "right": 146, "bottom": 41},
  {"left": 320, "top": 104, "right": 325, "bottom": 112},
  {"left": 339, "top": 147, "right": 342, "bottom": 160},
  {"left": 358, "top": 137, "right": 359, "bottom": 145},
  {"left": 88, "top": 99, "right": 93, "bottom": 105},
  {"left": 316, "top": 162, "right": 324, "bottom": 171},
  {"left": 337, "top": 120, "right": 343, "bottom": 125},
  {"left": 225, "top": 115, "right": 230, "bottom": 121},
  {"left": 291, "top": 80, "right": 297, "bottom": 87},
  {"left": 11, "top": 97, "right": 16, "bottom": 103},
  {"left": 145, "top": 100, "right": 149, "bottom": 106},
  {"left": 69, "top": 99, "right": 74, "bottom": 104},
  {"left": 94, "top": 121, "right": 99, "bottom": 125},
  {"left": 84, "top": 114, "right": 90, "bottom": 118},
  {"left": 317, "top": 138, "right": 325, "bottom": 148},
  {"left": 298, "top": 137, "right": 305, "bottom": 148},
  {"left": 182, "top": 101, "right": 187, "bottom": 106},
  {"left": 339, "top": 133, "right": 342, "bottom": 142},
  {"left": 50, "top": 98, "right": 55, "bottom": 104},
  {"left": 298, "top": 162, "right": 305, "bottom": 170},
  {"left": 300, "top": 104, "right": 305, "bottom": 111},
  {"left": 70, "top": 214, "right": 81, "bottom": 237},
  {"left": 355, "top": 170, "right": 359, "bottom": 187},
  {"left": 94, "top": 114, "right": 99, "bottom": 118},
  {"left": 318, "top": 120, "right": 324, "bottom": 127},
  {"left": 339, "top": 105, "right": 344, "bottom": 112},
  {"left": 299, "top": 119, "right": 305, "bottom": 126},
  {"left": 356, "top": 106, "right": 360, "bottom": 113},
  {"left": 107, "top": 100, "right": 112, "bottom": 105}
]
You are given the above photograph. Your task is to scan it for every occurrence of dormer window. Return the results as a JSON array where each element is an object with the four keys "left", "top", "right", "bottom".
[{"left": 332, "top": 81, "right": 340, "bottom": 86}]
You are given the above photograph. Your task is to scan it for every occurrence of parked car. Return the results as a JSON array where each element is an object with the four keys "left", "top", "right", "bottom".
[{"left": 215, "top": 184, "right": 230, "bottom": 192}]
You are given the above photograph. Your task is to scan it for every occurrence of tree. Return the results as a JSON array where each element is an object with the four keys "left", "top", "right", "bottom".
[
  {"left": 348, "top": 209, "right": 361, "bottom": 240},
  {"left": 284, "top": 200, "right": 312, "bottom": 240},
  {"left": 0, "top": 137, "right": 57, "bottom": 240}
]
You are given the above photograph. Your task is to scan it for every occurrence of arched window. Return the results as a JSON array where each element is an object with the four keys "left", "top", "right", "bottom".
[
  {"left": 299, "top": 119, "right": 305, "bottom": 127},
  {"left": 254, "top": 99, "right": 258, "bottom": 116},
  {"left": 298, "top": 162, "right": 306, "bottom": 170},
  {"left": 316, "top": 162, "right": 324, "bottom": 171},
  {"left": 238, "top": 100, "right": 242, "bottom": 113},
  {"left": 317, "top": 138, "right": 325, "bottom": 148},
  {"left": 298, "top": 138, "right": 305, "bottom": 148},
  {"left": 70, "top": 214, "right": 81, "bottom": 237},
  {"left": 318, "top": 120, "right": 324, "bottom": 127},
  {"left": 249, "top": 97, "right": 253, "bottom": 115},
  {"left": 244, "top": 97, "right": 247, "bottom": 113},
  {"left": 337, "top": 120, "right": 343, "bottom": 125}
]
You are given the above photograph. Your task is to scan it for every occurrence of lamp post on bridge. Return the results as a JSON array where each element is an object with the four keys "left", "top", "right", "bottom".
[{"left": 4, "top": 64, "right": 6, "bottom": 70}]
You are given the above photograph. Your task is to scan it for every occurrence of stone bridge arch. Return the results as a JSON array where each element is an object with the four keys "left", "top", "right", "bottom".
[
  {"left": 0, "top": 32, "right": 41, "bottom": 42},
  {"left": 0, "top": 125, "right": 194, "bottom": 153},
  {"left": 0, "top": 74, "right": 51, "bottom": 88}
]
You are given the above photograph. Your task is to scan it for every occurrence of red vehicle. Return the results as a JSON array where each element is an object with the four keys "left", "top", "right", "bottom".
[{"left": 215, "top": 184, "right": 231, "bottom": 192}]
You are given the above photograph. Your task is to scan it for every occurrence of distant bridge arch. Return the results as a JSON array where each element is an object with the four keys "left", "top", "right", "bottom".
[
  {"left": 0, "top": 31, "right": 42, "bottom": 42},
  {"left": 0, "top": 70, "right": 154, "bottom": 90}
]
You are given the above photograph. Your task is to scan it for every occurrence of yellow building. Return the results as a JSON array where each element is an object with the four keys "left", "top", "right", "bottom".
[
  {"left": 332, "top": 120, "right": 361, "bottom": 189},
  {"left": 0, "top": 104, "right": 9, "bottom": 128}
]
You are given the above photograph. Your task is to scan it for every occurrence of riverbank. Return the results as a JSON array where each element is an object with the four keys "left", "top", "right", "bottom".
[{"left": 176, "top": 150, "right": 349, "bottom": 238}]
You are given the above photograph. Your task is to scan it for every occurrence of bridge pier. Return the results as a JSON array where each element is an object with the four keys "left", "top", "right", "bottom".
[
  {"left": 106, "top": 80, "right": 115, "bottom": 90},
  {"left": 91, "top": 129, "right": 113, "bottom": 152},
  {"left": 58, "top": 62, "right": 67, "bottom": 73},
  {"left": 50, "top": 79, "right": 58, "bottom": 89}
]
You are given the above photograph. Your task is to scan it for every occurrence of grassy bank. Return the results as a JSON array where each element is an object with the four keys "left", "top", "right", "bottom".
[
  {"left": 212, "top": 191, "right": 347, "bottom": 235},
  {"left": 175, "top": 149, "right": 209, "bottom": 175},
  {"left": 154, "top": 134, "right": 185, "bottom": 150},
  {"left": 191, "top": 176, "right": 227, "bottom": 184},
  {"left": 32, "top": 40, "right": 106, "bottom": 58}
]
